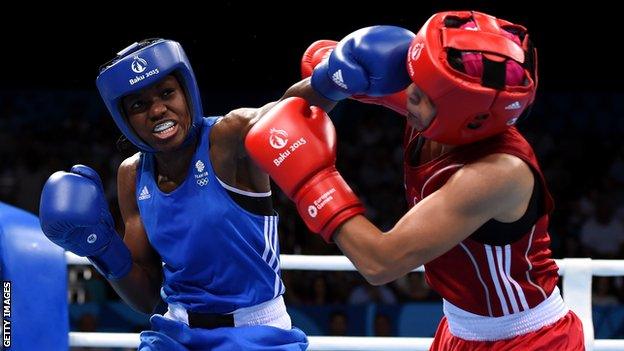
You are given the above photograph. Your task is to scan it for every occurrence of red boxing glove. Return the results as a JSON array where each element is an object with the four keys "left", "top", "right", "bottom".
[
  {"left": 301, "top": 40, "right": 408, "bottom": 116},
  {"left": 245, "top": 97, "right": 364, "bottom": 242},
  {"left": 301, "top": 40, "right": 338, "bottom": 80}
]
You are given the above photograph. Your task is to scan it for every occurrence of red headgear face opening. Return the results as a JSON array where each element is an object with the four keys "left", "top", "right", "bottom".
[{"left": 406, "top": 11, "right": 538, "bottom": 145}]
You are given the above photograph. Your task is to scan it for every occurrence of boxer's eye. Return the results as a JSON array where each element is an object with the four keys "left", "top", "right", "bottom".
[
  {"left": 161, "top": 88, "right": 175, "bottom": 99},
  {"left": 129, "top": 100, "right": 145, "bottom": 111}
]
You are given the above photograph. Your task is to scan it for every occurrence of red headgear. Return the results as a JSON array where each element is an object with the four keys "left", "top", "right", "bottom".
[{"left": 406, "top": 11, "right": 538, "bottom": 145}]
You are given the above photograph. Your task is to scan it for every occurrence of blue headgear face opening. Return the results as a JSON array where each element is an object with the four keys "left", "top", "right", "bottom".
[{"left": 96, "top": 39, "right": 203, "bottom": 152}]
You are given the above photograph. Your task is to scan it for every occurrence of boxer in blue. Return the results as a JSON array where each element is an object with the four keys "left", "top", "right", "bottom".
[{"left": 39, "top": 39, "right": 307, "bottom": 350}]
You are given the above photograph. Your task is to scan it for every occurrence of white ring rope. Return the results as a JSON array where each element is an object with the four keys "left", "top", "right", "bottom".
[
  {"left": 66, "top": 254, "right": 624, "bottom": 350},
  {"left": 66, "top": 253, "right": 624, "bottom": 276},
  {"left": 67, "top": 333, "right": 624, "bottom": 351},
  {"left": 68, "top": 333, "right": 434, "bottom": 350}
]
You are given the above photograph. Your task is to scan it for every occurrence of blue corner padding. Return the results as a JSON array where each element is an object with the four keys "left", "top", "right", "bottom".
[{"left": 0, "top": 202, "right": 68, "bottom": 350}]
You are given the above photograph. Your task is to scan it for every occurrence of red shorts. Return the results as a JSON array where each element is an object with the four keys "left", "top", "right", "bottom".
[{"left": 429, "top": 311, "right": 584, "bottom": 350}]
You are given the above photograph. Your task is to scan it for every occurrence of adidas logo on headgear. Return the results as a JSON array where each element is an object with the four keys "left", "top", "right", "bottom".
[{"left": 504, "top": 101, "right": 522, "bottom": 110}]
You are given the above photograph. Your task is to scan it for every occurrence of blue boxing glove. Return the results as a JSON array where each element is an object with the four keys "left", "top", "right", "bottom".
[
  {"left": 39, "top": 165, "right": 132, "bottom": 280},
  {"left": 311, "top": 25, "right": 415, "bottom": 101}
]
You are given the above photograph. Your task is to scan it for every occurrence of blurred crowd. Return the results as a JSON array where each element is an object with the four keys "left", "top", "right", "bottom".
[{"left": 3, "top": 88, "right": 624, "bottom": 343}]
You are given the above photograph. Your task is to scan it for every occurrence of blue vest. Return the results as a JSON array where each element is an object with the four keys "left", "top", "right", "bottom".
[{"left": 136, "top": 117, "right": 284, "bottom": 313}]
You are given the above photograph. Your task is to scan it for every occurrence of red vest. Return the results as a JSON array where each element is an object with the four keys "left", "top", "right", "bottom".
[{"left": 403, "top": 126, "right": 559, "bottom": 316}]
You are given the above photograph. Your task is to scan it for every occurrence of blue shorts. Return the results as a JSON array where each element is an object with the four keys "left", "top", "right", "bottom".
[{"left": 138, "top": 314, "right": 308, "bottom": 350}]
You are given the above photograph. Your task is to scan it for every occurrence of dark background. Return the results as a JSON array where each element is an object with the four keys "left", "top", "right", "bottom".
[{"left": 2, "top": 2, "right": 619, "bottom": 96}]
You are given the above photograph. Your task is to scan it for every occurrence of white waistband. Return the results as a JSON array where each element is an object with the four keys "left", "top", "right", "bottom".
[
  {"left": 163, "top": 296, "right": 292, "bottom": 330},
  {"left": 443, "top": 286, "right": 569, "bottom": 341}
]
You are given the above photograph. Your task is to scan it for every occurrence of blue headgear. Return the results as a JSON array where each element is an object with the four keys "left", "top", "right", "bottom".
[{"left": 96, "top": 39, "right": 203, "bottom": 152}]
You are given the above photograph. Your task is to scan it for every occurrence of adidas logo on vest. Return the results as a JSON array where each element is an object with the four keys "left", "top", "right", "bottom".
[{"left": 138, "top": 186, "right": 151, "bottom": 201}]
